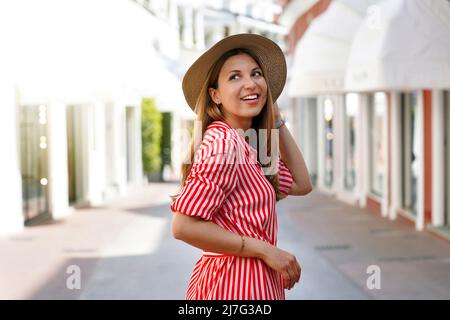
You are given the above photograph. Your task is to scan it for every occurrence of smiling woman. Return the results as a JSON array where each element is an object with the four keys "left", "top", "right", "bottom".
[
  {"left": 169, "top": 33, "right": 312, "bottom": 300},
  {"left": 207, "top": 50, "right": 268, "bottom": 131}
]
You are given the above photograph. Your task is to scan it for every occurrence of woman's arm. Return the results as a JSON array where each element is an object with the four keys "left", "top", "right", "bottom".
[
  {"left": 172, "top": 211, "right": 265, "bottom": 258},
  {"left": 274, "top": 103, "right": 313, "bottom": 196},
  {"left": 171, "top": 212, "right": 301, "bottom": 289}
]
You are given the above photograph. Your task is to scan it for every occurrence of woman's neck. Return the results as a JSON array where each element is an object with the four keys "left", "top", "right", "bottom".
[{"left": 222, "top": 117, "right": 252, "bottom": 133}]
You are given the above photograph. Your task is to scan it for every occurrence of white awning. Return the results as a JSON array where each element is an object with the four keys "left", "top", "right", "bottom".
[
  {"left": 345, "top": 0, "right": 450, "bottom": 91},
  {"left": 288, "top": 0, "right": 379, "bottom": 96}
]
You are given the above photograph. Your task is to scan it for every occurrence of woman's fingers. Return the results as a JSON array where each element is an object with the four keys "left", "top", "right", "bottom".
[
  {"left": 287, "top": 260, "right": 300, "bottom": 289},
  {"left": 285, "top": 263, "right": 299, "bottom": 289},
  {"left": 283, "top": 276, "right": 289, "bottom": 289},
  {"left": 296, "top": 261, "right": 302, "bottom": 283},
  {"left": 282, "top": 274, "right": 289, "bottom": 289},
  {"left": 293, "top": 259, "right": 301, "bottom": 283},
  {"left": 284, "top": 269, "right": 295, "bottom": 289},
  {"left": 287, "top": 259, "right": 301, "bottom": 289},
  {"left": 263, "top": 246, "right": 301, "bottom": 290}
]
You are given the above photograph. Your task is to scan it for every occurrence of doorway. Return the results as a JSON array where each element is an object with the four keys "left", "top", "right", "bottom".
[
  {"left": 401, "top": 92, "right": 419, "bottom": 216},
  {"left": 344, "top": 93, "right": 358, "bottom": 191},
  {"left": 66, "top": 105, "right": 85, "bottom": 205},
  {"left": 20, "top": 105, "right": 50, "bottom": 225},
  {"left": 369, "top": 92, "right": 387, "bottom": 198},
  {"left": 322, "top": 97, "right": 334, "bottom": 188},
  {"left": 125, "top": 106, "right": 135, "bottom": 183}
]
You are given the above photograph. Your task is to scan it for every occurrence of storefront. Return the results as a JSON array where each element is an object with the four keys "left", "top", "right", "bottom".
[
  {"left": 286, "top": 0, "right": 372, "bottom": 200},
  {"left": 321, "top": 96, "right": 335, "bottom": 190},
  {"left": 0, "top": 0, "right": 184, "bottom": 234},
  {"left": 66, "top": 105, "right": 85, "bottom": 205},
  {"left": 20, "top": 105, "right": 50, "bottom": 225},
  {"left": 343, "top": 93, "right": 358, "bottom": 192},
  {"left": 296, "top": 97, "right": 318, "bottom": 186},
  {"left": 344, "top": 0, "right": 450, "bottom": 231},
  {"left": 368, "top": 92, "right": 387, "bottom": 200}
]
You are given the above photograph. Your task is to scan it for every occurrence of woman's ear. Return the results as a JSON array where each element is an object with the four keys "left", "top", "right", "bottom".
[{"left": 208, "top": 87, "right": 220, "bottom": 105}]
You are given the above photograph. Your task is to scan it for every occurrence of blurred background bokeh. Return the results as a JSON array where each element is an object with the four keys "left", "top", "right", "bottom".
[{"left": 0, "top": 0, "right": 449, "bottom": 300}]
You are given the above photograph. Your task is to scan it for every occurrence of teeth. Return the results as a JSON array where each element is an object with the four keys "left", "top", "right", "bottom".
[{"left": 243, "top": 95, "right": 258, "bottom": 100}]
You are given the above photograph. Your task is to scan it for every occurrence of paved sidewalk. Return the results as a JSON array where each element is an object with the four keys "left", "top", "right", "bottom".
[
  {"left": 279, "top": 193, "right": 450, "bottom": 299},
  {"left": 0, "top": 182, "right": 449, "bottom": 299}
]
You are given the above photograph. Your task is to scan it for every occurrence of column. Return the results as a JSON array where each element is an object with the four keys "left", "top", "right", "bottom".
[
  {"left": 48, "top": 102, "right": 70, "bottom": 219},
  {"left": 389, "top": 92, "right": 401, "bottom": 220},
  {"left": 182, "top": 6, "right": 194, "bottom": 49},
  {"left": 359, "top": 94, "right": 370, "bottom": 208},
  {"left": 431, "top": 90, "right": 445, "bottom": 226},
  {"left": 0, "top": 75, "right": 23, "bottom": 235},
  {"left": 87, "top": 102, "right": 107, "bottom": 205},
  {"left": 416, "top": 91, "right": 425, "bottom": 231},
  {"left": 194, "top": 10, "right": 205, "bottom": 50}
]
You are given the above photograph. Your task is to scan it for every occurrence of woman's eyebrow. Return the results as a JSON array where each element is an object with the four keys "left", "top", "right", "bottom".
[{"left": 227, "top": 67, "right": 261, "bottom": 74}]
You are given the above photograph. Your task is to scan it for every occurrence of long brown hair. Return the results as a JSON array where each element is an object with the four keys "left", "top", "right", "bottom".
[{"left": 170, "top": 48, "right": 287, "bottom": 202}]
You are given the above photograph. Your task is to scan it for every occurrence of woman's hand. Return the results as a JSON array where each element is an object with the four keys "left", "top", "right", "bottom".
[{"left": 261, "top": 245, "right": 301, "bottom": 290}]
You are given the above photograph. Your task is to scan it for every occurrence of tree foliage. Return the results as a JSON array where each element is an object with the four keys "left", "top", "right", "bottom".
[{"left": 141, "top": 97, "right": 162, "bottom": 175}]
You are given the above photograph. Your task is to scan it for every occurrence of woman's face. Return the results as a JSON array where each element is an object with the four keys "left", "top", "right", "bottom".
[{"left": 209, "top": 53, "right": 268, "bottom": 126}]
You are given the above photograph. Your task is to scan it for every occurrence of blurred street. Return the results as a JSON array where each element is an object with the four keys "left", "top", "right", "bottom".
[
  {"left": 1, "top": 0, "right": 449, "bottom": 302},
  {"left": 1, "top": 183, "right": 449, "bottom": 300}
]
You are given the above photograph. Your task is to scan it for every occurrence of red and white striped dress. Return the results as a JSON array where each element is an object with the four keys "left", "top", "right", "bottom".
[{"left": 170, "top": 120, "right": 293, "bottom": 300}]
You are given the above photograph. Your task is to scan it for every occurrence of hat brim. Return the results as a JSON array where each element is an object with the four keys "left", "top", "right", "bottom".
[{"left": 182, "top": 33, "right": 287, "bottom": 112}]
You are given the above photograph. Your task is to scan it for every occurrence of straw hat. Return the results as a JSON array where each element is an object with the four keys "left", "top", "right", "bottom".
[{"left": 182, "top": 33, "right": 287, "bottom": 112}]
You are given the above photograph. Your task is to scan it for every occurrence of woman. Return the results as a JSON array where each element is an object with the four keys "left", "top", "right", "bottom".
[{"left": 170, "top": 33, "right": 312, "bottom": 300}]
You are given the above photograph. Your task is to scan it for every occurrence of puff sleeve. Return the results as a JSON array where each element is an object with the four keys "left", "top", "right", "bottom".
[
  {"left": 170, "top": 135, "right": 238, "bottom": 221},
  {"left": 278, "top": 158, "right": 293, "bottom": 196}
]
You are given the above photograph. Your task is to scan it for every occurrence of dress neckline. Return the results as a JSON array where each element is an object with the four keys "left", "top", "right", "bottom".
[{"left": 210, "top": 120, "right": 259, "bottom": 155}]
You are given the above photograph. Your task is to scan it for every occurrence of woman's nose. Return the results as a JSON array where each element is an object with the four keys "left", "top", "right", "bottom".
[{"left": 243, "top": 76, "right": 257, "bottom": 89}]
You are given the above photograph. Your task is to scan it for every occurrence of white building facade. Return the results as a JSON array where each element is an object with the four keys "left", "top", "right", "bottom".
[
  {"left": 0, "top": 0, "right": 184, "bottom": 235},
  {"left": 167, "top": 0, "right": 289, "bottom": 180},
  {"left": 284, "top": 0, "right": 450, "bottom": 237}
]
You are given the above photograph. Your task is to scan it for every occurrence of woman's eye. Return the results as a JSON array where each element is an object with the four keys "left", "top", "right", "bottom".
[
  {"left": 253, "top": 71, "right": 262, "bottom": 77},
  {"left": 229, "top": 74, "right": 239, "bottom": 80}
]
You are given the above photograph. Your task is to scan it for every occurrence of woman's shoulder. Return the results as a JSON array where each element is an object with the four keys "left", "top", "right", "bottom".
[
  {"left": 204, "top": 121, "right": 238, "bottom": 143},
  {"left": 195, "top": 121, "right": 238, "bottom": 159}
]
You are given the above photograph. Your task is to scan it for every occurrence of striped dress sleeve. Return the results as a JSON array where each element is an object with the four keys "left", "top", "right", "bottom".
[
  {"left": 170, "top": 136, "right": 238, "bottom": 221},
  {"left": 278, "top": 158, "right": 293, "bottom": 196}
]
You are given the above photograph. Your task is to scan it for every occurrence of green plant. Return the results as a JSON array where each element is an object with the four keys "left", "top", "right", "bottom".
[
  {"left": 161, "top": 112, "right": 172, "bottom": 169},
  {"left": 141, "top": 97, "right": 162, "bottom": 177}
]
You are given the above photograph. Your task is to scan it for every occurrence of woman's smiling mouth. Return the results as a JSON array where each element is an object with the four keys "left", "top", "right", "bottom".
[{"left": 241, "top": 94, "right": 260, "bottom": 105}]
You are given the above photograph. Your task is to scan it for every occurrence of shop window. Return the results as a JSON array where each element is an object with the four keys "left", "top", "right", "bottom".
[
  {"left": 401, "top": 92, "right": 419, "bottom": 215},
  {"left": 323, "top": 98, "right": 334, "bottom": 188},
  {"left": 306, "top": 97, "right": 318, "bottom": 186},
  {"left": 20, "top": 105, "right": 50, "bottom": 225},
  {"left": 126, "top": 106, "right": 136, "bottom": 183},
  {"left": 369, "top": 92, "right": 387, "bottom": 197},
  {"left": 344, "top": 94, "right": 358, "bottom": 191}
]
